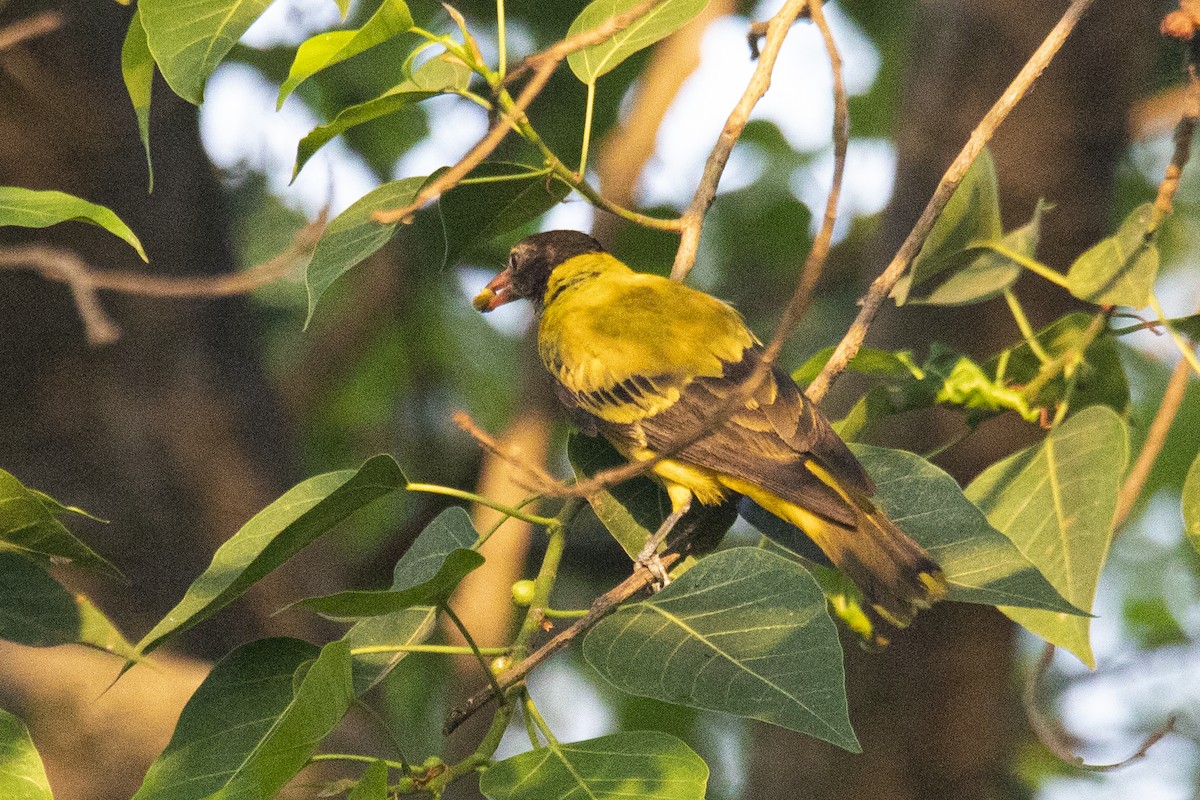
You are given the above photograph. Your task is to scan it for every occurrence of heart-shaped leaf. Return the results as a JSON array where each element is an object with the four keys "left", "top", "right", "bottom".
[
  {"left": 567, "top": 0, "right": 710, "bottom": 84},
  {"left": 1068, "top": 203, "right": 1159, "bottom": 308}
]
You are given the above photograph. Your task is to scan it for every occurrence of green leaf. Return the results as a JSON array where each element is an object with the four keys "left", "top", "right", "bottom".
[
  {"left": 480, "top": 731, "right": 708, "bottom": 800},
  {"left": 0, "top": 187, "right": 147, "bottom": 262},
  {"left": 0, "top": 469, "right": 120, "bottom": 579},
  {"left": 568, "top": 433, "right": 672, "bottom": 560},
  {"left": 935, "top": 356, "right": 1038, "bottom": 422},
  {"left": 135, "top": 455, "right": 405, "bottom": 658},
  {"left": 988, "top": 312, "right": 1129, "bottom": 415},
  {"left": 0, "top": 553, "right": 136, "bottom": 657},
  {"left": 122, "top": 9, "right": 155, "bottom": 192},
  {"left": 1184, "top": 451, "right": 1200, "bottom": 556},
  {"left": 440, "top": 163, "right": 571, "bottom": 267},
  {"left": 908, "top": 200, "right": 1050, "bottom": 306},
  {"left": 140, "top": 0, "right": 273, "bottom": 104},
  {"left": 1067, "top": 203, "right": 1159, "bottom": 308},
  {"left": 304, "top": 177, "right": 424, "bottom": 325},
  {"left": 348, "top": 759, "right": 389, "bottom": 800},
  {"left": 294, "top": 548, "right": 483, "bottom": 617},
  {"left": 133, "top": 638, "right": 353, "bottom": 800},
  {"left": 792, "top": 346, "right": 923, "bottom": 387},
  {"left": 277, "top": 0, "right": 414, "bottom": 107},
  {"left": 849, "top": 445, "right": 1079, "bottom": 613},
  {"left": 293, "top": 55, "right": 470, "bottom": 179},
  {"left": 345, "top": 507, "right": 479, "bottom": 694},
  {"left": 1123, "top": 596, "right": 1188, "bottom": 649},
  {"left": 0, "top": 707, "right": 53, "bottom": 800},
  {"left": 567, "top": 0, "right": 711, "bottom": 84},
  {"left": 894, "top": 148, "right": 1001, "bottom": 305},
  {"left": 965, "top": 406, "right": 1129, "bottom": 667},
  {"left": 583, "top": 547, "right": 859, "bottom": 751}
]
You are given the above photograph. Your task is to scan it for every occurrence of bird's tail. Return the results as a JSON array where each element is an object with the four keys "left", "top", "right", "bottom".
[{"left": 807, "top": 503, "right": 948, "bottom": 628}]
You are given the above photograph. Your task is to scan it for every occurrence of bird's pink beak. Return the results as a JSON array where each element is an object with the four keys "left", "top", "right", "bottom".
[{"left": 472, "top": 269, "right": 515, "bottom": 312}]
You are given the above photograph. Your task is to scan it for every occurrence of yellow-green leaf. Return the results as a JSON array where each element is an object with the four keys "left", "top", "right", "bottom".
[
  {"left": 121, "top": 9, "right": 155, "bottom": 192},
  {"left": 1067, "top": 203, "right": 1159, "bottom": 308},
  {"left": 0, "top": 187, "right": 147, "bottom": 262},
  {"left": 567, "top": 0, "right": 710, "bottom": 84},
  {"left": 277, "top": 0, "right": 414, "bottom": 107}
]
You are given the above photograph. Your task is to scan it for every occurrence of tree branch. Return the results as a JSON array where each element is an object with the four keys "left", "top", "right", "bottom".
[
  {"left": 670, "top": 0, "right": 810, "bottom": 280},
  {"left": 806, "top": 0, "right": 1096, "bottom": 404},
  {"left": 0, "top": 10, "right": 63, "bottom": 52},
  {"left": 0, "top": 216, "right": 325, "bottom": 345}
]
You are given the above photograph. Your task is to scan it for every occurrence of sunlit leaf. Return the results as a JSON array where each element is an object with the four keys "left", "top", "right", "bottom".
[
  {"left": 0, "top": 707, "right": 53, "bottom": 800},
  {"left": 0, "top": 469, "right": 120, "bottom": 579},
  {"left": 1184, "top": 452, "right": 1200, "bottom": 556},
  {"left": 122, "top": 9, "right": 155, "bottom": 192},
  {"left": 1067, "top": 203, "right": 1159, "bottom": 308},
  {"left": 792, "top": 346, "right": 922, "bottom": 387},
  {"left": 567, "top": 0, "right": 710, "bottom": 84},
  {"left": 293, "top": 55, "right": 470, "bottom": 178},
  {"left": 133, "top": 639, "right": 353, "bottom": 800},
  {"left": 293, "top": 548, "right": 483, "bottom": 618},
  {"left": 966, "top": 406, "right": 1129, "bottom": 667},
  {"left": 440, "top": 163, "right": 571, "bottom": 266},
  {"left": 583, "top": 547, "right": 859, "bottom": 751},
  {"left": 305, "top": 177, "right": 425, "bottom": 325},
  {"left": 277, "top": 0, "right": 414, "bottom": 107},
  {"left": 345, "top": 507, "right": 479, "bottom": 694},
  {"left": 480, "top": 731, "right": 708, "bottom": 800},
  {"left": 907, "top": 200, "right": 1049, "bottom": 306},
  {"left": 140, "top": 0, "right": 273, "bottom": 104},
  {"left": 135, "top": 455, "right": 405, "bottom": 658},
  {"left": 0, "top": 187, "right": 147, "bottom": 261},
  {"left": 894, "top": 148, "right": 1001, "bottom": 305}
]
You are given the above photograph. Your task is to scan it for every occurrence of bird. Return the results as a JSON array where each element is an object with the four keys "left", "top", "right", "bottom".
[{"left": 473, "top": 229, "right": 947, "bottom": 628}]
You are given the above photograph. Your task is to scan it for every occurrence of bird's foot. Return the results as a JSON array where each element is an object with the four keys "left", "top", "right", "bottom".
[{"left": 636, "top": 505, "right": 689, "bottom": 589}]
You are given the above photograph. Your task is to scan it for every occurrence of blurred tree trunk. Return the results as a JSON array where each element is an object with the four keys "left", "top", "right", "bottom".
[
  {"left": 744, "top": 3, "right": 1156, "bottom": 799},
  {"left": 0, "top": 4, "right": 335, "bottom": 798}
]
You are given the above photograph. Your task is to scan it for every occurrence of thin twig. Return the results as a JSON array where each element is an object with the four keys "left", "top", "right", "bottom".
[
  {"left": 1023, "top": 643, "right": 1178, "bottom": 772},
  {"left": 806, "top": 0, "right": 1096, "bottom": 404},
  {"left": 670, "top": 0, "right": 810, "bottom": 280},
  {"left": 371, "top": 0, "right": 668, "bottom": 226},
  {"left": 0, "top": 10, "right": 63, "bottom": 52},
  {"left": 0, "top": 217, "right": 325, "bottom": 344},
  {"left": 452, "top": 411, "right": 562, "bottom": 493}
]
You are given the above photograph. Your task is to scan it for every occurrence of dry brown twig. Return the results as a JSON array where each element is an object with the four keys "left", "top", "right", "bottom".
[
  {"left": 0, "top": 10, "right": 63, "bottom": 52},
  {"left": 0, "top": 215, "right": 326, "bottom": 345}
]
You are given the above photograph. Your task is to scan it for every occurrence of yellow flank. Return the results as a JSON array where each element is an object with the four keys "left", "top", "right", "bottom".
[
  {"left": 717, "top": 474, "right": 833, "bottom": 540},
  {"left": 537, "top": 253, "right": 755, "bottom": 424}
]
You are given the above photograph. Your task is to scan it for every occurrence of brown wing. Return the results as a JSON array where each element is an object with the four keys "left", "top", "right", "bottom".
[{"left": 591, "top": 346, "right": 874, "bottom": 528}]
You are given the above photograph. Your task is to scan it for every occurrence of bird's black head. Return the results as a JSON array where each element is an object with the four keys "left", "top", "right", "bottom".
[{"left": 473, "top": 230, "right": 604, "bottom": 312}]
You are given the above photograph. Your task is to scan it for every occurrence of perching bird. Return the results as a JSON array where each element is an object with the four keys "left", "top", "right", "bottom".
[{"left": 474, "top": 230, "right": 947, "bottom": 627}]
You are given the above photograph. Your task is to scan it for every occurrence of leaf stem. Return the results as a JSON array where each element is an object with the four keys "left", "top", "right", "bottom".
[
  {"left": 1149, "top": 292, "right": 1200, "bottom": 379},
  {"left": 511, "top": 499, "right": 582, "bottom": 660},
  {"left": 1003, "top": 288, "right": 1051, "bottom": 363},
  {"left": 406, "top": 482, "right": 558, "bottom": 527},
  {"left": 522, "top": 692, "right": 559, "bottom": 746},
  {"left": 349, "top": 643, "right": 509, "bottom": 657},
  {"left": 1021, "top": 311, "right": 1109, "bottom": 402},
  {"left": 579, "top": 81, "right": 597, "bottom": 176},
  {"left": 987, "top": 242, "right": 1070, "bottom": 289},
  {"left": 497, "top": 0, "right": 507, "bottom": 79},
  {"left": 442, "top": 602, "right": 506, "bottom": 698},
  {"left": 309, "top": 753, "right": 406, "bottom": 769},
  {"left": 544, "top": 607, "right": 588, "bottom": 619}
]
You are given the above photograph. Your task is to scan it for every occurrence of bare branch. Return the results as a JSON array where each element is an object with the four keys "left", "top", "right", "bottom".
[
  {"left": 0, "top": 10, "right": 63, "bottom": 52},
  {"left": 806, "top": 0, "right": 1096, "bottom": 404},
  {"left": 0, "top": 216, "right": 325, "bottom": 345},
  {"left": 670, "top": 0, "right": 810, "bottom": 280},
  {"left": 1024, "top": 644, "right": 1177, "bottom": 772}
]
